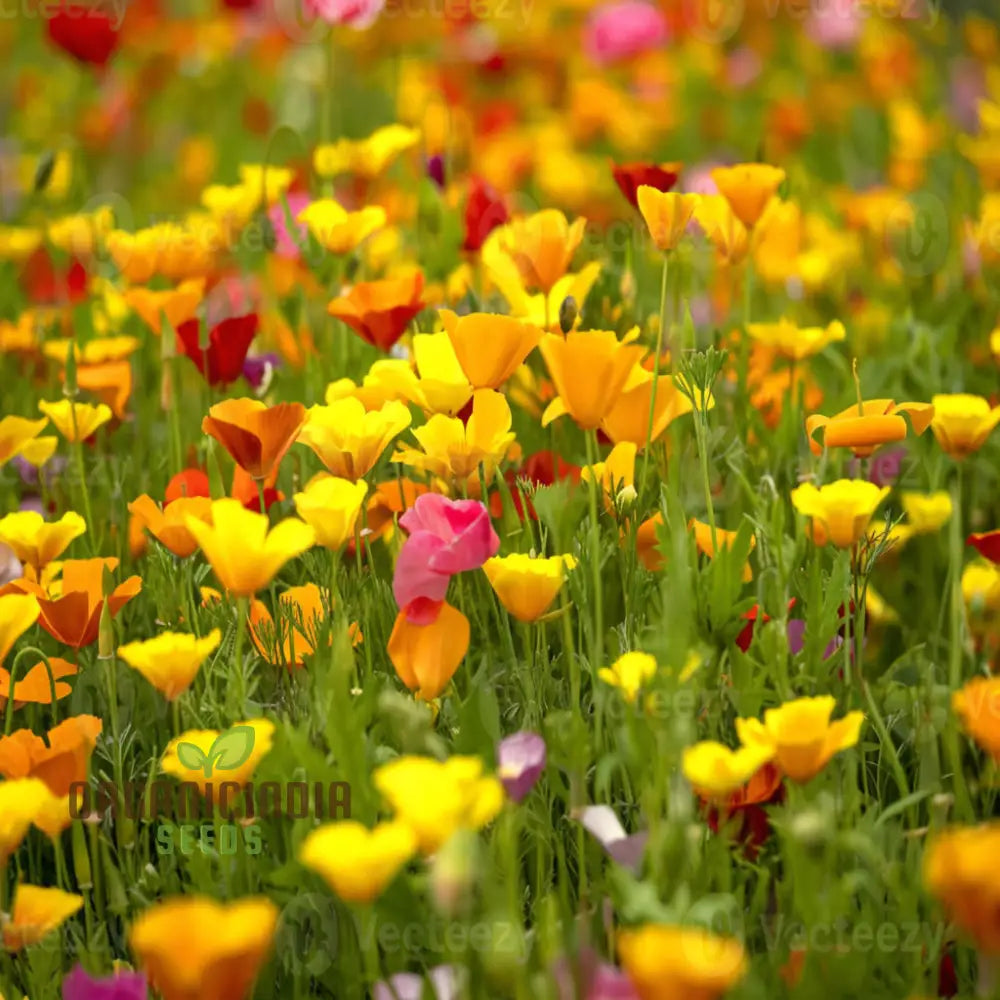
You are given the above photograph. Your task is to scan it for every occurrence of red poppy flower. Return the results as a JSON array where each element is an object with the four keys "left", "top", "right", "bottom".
[
  {"left": 611, "top": 161, "right": 681, "bottom": 211},
  {"left": 735, "top": 599, "right": 797, "bottom": 652},
  {"left": 704, "top": 761, "right": 784, "bottom": 860},
  {"left": 968, "top": 530, "right": 1000, "bottom": 564},
  {"left": 489, "top": 450, "right": 582, "bottom": 521},
  {"left": 165, "top": 469, "right": 210, "bottom": 503},
  {"left": 326, "top": 273, "right": 425, "bottom": 354},
  {"left": 175, "top": 314, "right": 258, "bottom": 387},
  {"left": 46, "top": 2, "right": 120, "bottom": 67},
  {"left": 22, "top": 250, "right": 88, "bottom": 305},
  {"left": 462, "top": 177, "right": 508, "bottom": 253}
]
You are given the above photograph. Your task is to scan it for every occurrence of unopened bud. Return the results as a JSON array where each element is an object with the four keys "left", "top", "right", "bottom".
[
  {"left": 71, "top": 819, "right": 92, "bottom": 889},
  {"left": 98, "top": 600, "right": 115, "bottom": 660},
  {"left": 558, "top": 296, "right": 577, "bottom": 334},
  {"left": 789, "top": 809, "right": 827, "bottom": 848},
  {"left": 33, "top": 151, "right": 56, "bottom": 193}
]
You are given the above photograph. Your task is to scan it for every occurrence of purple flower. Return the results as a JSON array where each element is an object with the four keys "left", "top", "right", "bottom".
[
  {"left": 62, "top": 964, "right": 148, "bottom": 1000},
  {"left": 552, "top": 949, "right": 639, "bottom": 1000},
  {"left": 374, "top": 965, "right": 460, "bottom": 1000},
  {"left": 786, "top": 619, "right": 806, "bottom": 657},
  {"left": 242, "top": 352, "right": 282, "bottom": 392},
  {"left": 583, "top": 1, "right": 667, "bottom": 66},
  {"left": 497, "top": 731, "right": 546, "bottom": 802},
  {"left": 426, "top": 155, "right": 446, "bottom": 190},
  {"left": 849, "top": 446, "right": 905, "bottom": 488}
]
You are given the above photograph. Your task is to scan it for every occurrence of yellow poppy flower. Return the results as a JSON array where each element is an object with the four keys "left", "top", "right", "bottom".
[
  {"left": 38, "top": 399, "right": 113, "bottom": 442},
  {"left": 296, "top": 199, "right": 386, "bottom": 255},
  {"left": 118, "top": 629, "right": 221, "bottom": 701},
  {"left": 293, "top": 476, "right": 368, "bottom": 551},
  {"left": 711, "top": 163, "right": 786, "bottom": 229},
  {"left": 930, "top": 393, "right": 1000, "bottom": 458},
  {"left": 790, "top": 480, "right": 889, "bottom": 548},
  {"left": 482, "top": 553, "right": 576, "bottom": 623},
  {"left": 0, "top": 511, "right": 86, "bottom": 573},
  {"left": 636, "top": 188, "right": 699, "bottom": 252},
  {"left": 597, "top": 651, "right": 658, "bottom": 704},
  {"left": 682, "top": 741, "right": 777, "bottom": 798}
]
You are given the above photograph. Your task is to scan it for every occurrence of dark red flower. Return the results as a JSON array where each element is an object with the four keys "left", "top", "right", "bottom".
[
  {"left": 968, "top": 530, "right": 1000, "bottom": 564},
  {"left": 175, "top": 314, "right": 259, "bottom": 387},
  {"left": 462, "top": 176, "right": 508, "bottom": 253},
  {"left": 21, "top": 250, "right": 88, "bottom": 305},
  {"left": 46, "top": 2, "right": 120, "bottom": 67},
  {"left": 937, "top": 948, "right": 958, "bottom": 997},
  {"left": 165, "top": 469, "right": 210, "bottom": 503},
  {"left": 735, "top": 599, "right": 797, "bottom": 652},
  {"left": 704, "top": 762, "right": 784, "bottom": 860},
  {"left": 611, "top": 161, "right": 681, "bottom": 211},
  {"left": 489, "top": 450, "right": 582, "bottom": 521}
]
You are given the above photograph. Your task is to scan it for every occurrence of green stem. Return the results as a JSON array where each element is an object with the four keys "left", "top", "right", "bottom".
[
  {"left": 640, "top": 251, "right": 669, "bottom": 500},
  {"left": 233, "top": 596, "right": 249, "bottom": 717},
  {"left": 584, "top": 430, "right": 605, "bottom": 665}
]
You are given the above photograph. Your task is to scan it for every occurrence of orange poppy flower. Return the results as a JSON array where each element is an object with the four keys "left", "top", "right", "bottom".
[
  {"left": 0, "top": 714, "right": 102, "bottom": 796},
  {"left": 327, "top": 271, "right": 425, "bottom": 353},
  {"left": 6, "top": 557, "right": 141, "bottom": 650},
  {"left": 202, "top": 398, "right": 306, "bottom": 481},
  {"left": 249, "top": 582, "right": 361, "bottom": 670},
  {"left": 496, "top": 209, "right": 587, "bottom": 293},
  {"left": 128, "top": 494, "right": 214, "bottom": 559},
  {"left": 366, "top": 478, "right": 430, "bottom": 540},
  {"left": 806, "top": 399, "right": 935, "bottom": 457},
  {"left": 0, "top": 657, "right": 77, "bottom": 709},
  {"left": 689, "top": 519, "right": 755, "bottom": 582},
  {"left": 74, "top": 360, "right": 133, "bottom": 421},
  {"left": 387, "top": 600, "right": 470, "bottom": 700}
]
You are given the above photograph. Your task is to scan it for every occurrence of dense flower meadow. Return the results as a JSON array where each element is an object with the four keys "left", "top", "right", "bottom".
[{"left": 2, "top": 0, "right": 1000, "bottom": 997}]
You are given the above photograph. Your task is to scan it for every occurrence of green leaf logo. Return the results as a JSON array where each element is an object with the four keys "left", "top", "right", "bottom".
[{"left": 176, "top": 725, "right": 256, "bottom": 778}]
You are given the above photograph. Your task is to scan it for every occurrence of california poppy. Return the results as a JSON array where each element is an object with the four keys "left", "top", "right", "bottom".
[
  {"left": 327, "top": 272, "right": 425, "bottom": 353},
  {"left": 46, "top": 2, "right": 119, "bottom": 67},
  {"left": 202, "top": 398, "right": 306, "bottom": 481},
  {"left": 612, "top": 162, "right": 680, "bottom": 211},
  {"left": 176, "top": 314, "right": 259, "bottom": 387}
]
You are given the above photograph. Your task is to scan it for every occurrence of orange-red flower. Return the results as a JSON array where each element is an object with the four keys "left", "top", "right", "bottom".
[
  {"left": 202, "top": 398, "right": 307, "bottom": 481},
  {"left": 0, "top": 714, "right": 102, "bottom": 796},
  {"left": 327, "top": 271, "right": 425, "bottom": 353}
]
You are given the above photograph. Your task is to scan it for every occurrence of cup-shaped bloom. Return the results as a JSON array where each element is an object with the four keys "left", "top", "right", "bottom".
[
  {"left": 313, "top": 125, "right": 419, "bottom": 179},
  {"left": 128, "top": 495, "right": 214, "bottom": 559},
  {"left": 439, "top": 309, "right": 542, "bottom": 390},
  {"left": 930, "top": 393, "right": 1000, "bottom": 458},
  {"left": 735, "top": 695, "right": 863, "bottom": 783},
  {"left": 293, "top": 476, "right": 368, "bottom": 551},
  {"left": 0, "top": 715, "right": 103, "bottom": 796},
  {"left": 327, "top": 272, "right": 425, "bottom": 353},
  {"left": 636, "top": 188, "right": 699, "bottom": 252},
  {"left": 693, "top": 195, "right": 750, "bottom": 265},
  {"left": 682, "top": 741, "right": 776, "bottom": 799},
  {"left": 790, "top": 480, "right": 889, "bottom": 548},
  {"left": 296, "top": 199, "right": 386, "bottom": 254},
  {"left": 496, "top": 731, "right": 546, "bottom": 802},
  {"left": 0, "top": 415, "right": 50, "bottom": 467},
  {"left": 924, "top": 824, "right": 1000, "bottom": 954},
  {"left": 161, "top": 719, "right": 274, "bottom": 796},
  {"left": 202, "top": 398, "right": 306, "bottom": 481},
  {"left": 299, "top": 820, "right": 417, "bottom": 904},
  {"left": 38, "top": 399, "right": 112, "bottom": 442},
  {"left": 689, "top": 519, "right": 755, "bottom": 582},
  {"left": 0, "top": 778, "right": 52, "bottom": 862},
  {"left": 0, "top": 511, "right": 85, "bottom": 573},
  {"left": 601, "top": 365, "right": 700, "bottom": 448},
  {"left": 617, "top": 924, "right": 747, "bottom": 1000},
  {"left": 298, "top": 398, "right": 411, "bottom": 479},
  {"left": 598, "top": 652, "right": 658, "bottom": 704},
  {"left": 539, "top": 328, "right": 645, "bottom": 430},
  {"left": 129, "top": 896, "right": 278, "bottom": 1000},
  {"left": 374, "top": 754, "right": 504, "bottom": 854},
  {"left": 175, "top": 314, "right": 258, "bottom": 388},
  {"left": 388, "top": 601, "right": 470, "bottom": 700},
  {"left": 710, "top": 163, "right": 786, "bottom": 228},
  {"left": 3, "top": 885, "right": 83, "bottom": 950},
  {"left": 410, "top": 332, "right": 474, "bottom": 415},
  {"left": 398, "top": 494, "right": 499, "bottom": 577},
  {"left": 496, "top": 209, "right": 586, "bottom": 292},
  {"left": 483, "top": 553, "right": 576, "bottom": 623},
  {"left": 118, "top": 629, "right": 221, "bottom": 701},
  {"left": 61, "top": 963, "right": 149, "bottom": 1000},
  {"left": 392, "top": 389, "right": 515, "bottom": 484},
  {"left": 5, "top": 557, "right": 141, "bottom": 649},
  {"left": 806, "top": 398, "right": 934, "bottom": 457},
  {"left": 0, "top": 656, "right": 76, "bottom": 707},
  {"left": 745, "top": 318, "right": 845, "bottom": 361},
  {"left": 185, "top": 499, "right": 314, "bottom": 597},
  {"left": 582, "top": 442, "right": 637, "bottom": 509},
  {"left": 124, "top": 278, "right": 204, "bottom": 335},
  {"left": 953, "top": 676, "right": 1000, "bottom": 760}
]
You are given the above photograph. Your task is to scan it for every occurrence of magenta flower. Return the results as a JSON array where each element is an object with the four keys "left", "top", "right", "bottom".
[
  {"left": 304, "top": 0, "right": 384, "bottom": 28},
  {"left": 393, "top": 494, "right": 500, "bottom": 620},
  {"left": 497, "top": 731, "right": 546, "bottom": 802},
  {"left": 584, "top": 1, "right": 667, "bottom": 66},
  {"left": 62, "top": 965, "right": 148, "bottom": 1000}
]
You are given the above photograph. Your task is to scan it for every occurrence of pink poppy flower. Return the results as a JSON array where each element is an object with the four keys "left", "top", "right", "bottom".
[
  {"left": 583, "top": 1, "right": 668, "bottom": 66},
  {"left": 304, "top": 0, "right": 384, "bottom": 28},
  {"left": 392, "top": 494, "right": 500, "bottom": 621}
]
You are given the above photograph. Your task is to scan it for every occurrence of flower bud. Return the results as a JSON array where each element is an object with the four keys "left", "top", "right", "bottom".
[{"left": 558, "top": 295, "right": 577, "bottom": 333}]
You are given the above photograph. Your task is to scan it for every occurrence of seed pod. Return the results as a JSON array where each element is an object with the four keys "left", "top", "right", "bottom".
[{"left": 558, "top": 296, "right": 577, "bottom": 334}]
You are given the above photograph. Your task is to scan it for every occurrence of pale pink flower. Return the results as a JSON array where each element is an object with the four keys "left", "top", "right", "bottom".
[{"left": 304, "top": 0, "right": 384, "bottom": 28}]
